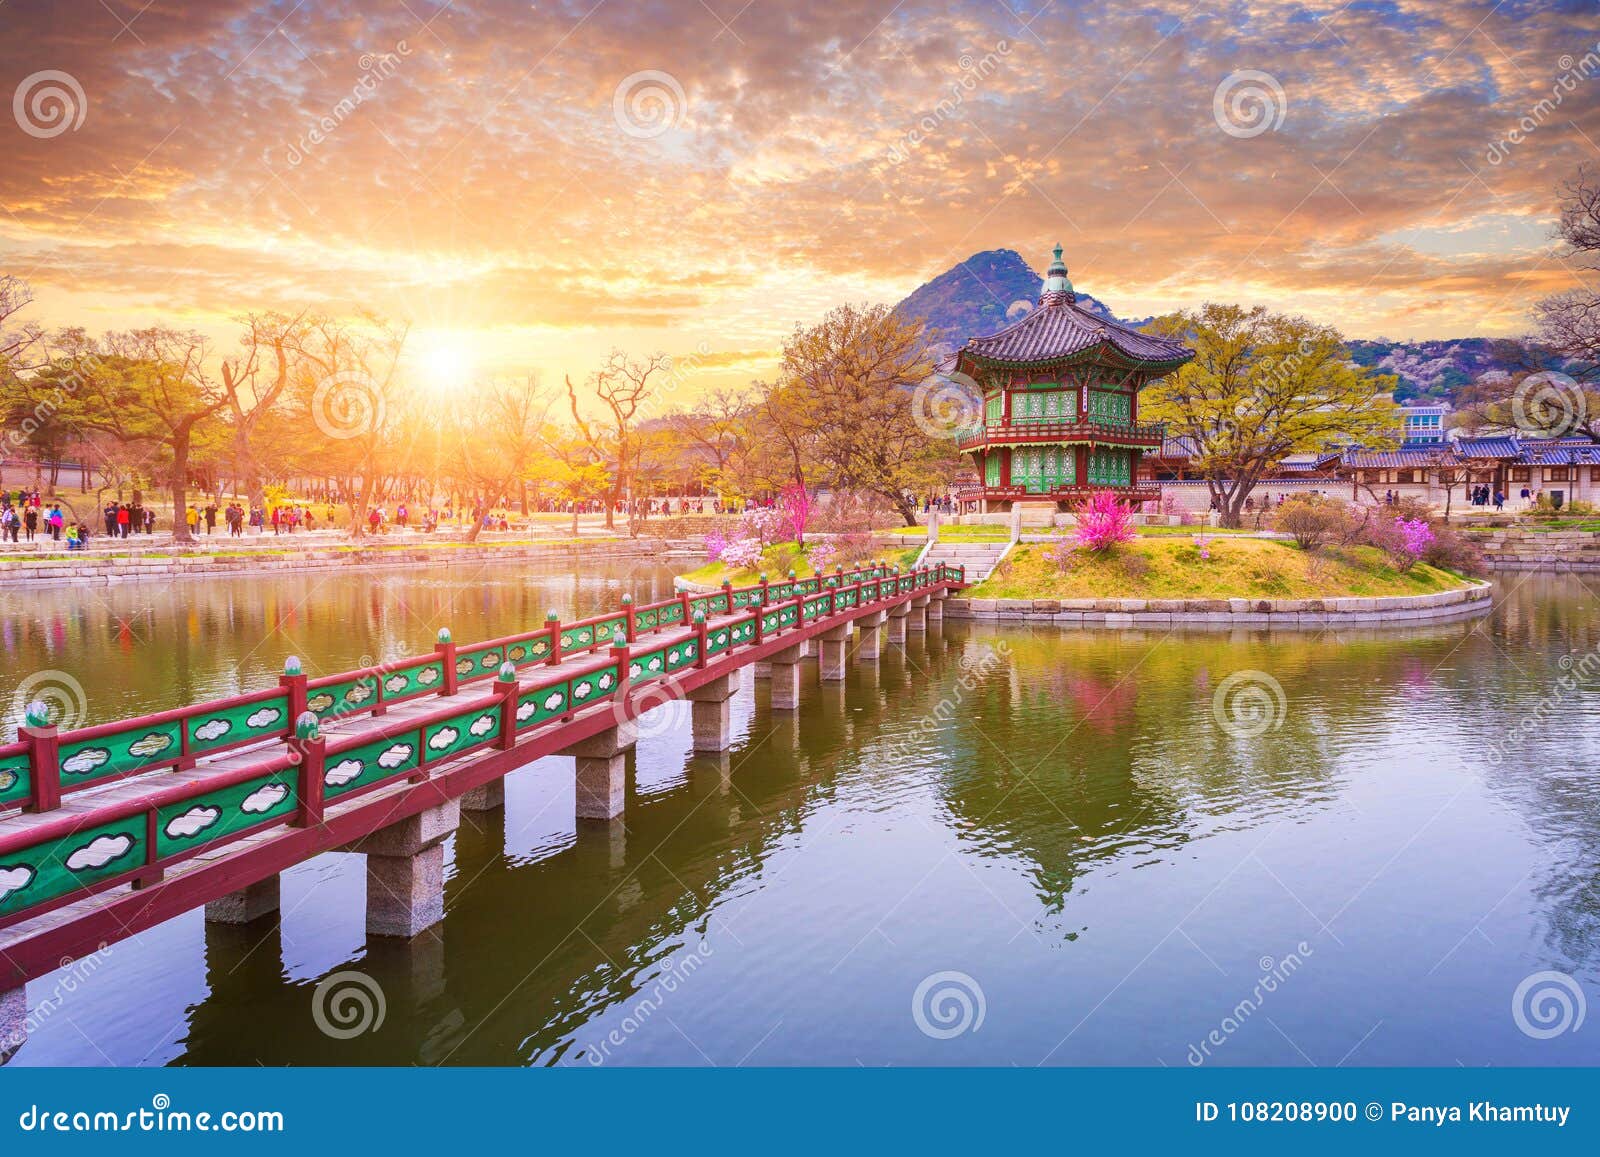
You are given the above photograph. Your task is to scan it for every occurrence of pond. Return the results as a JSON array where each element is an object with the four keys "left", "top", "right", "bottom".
[{"left": 4, "top": 563, "right": 1598, "bottom": 1066}]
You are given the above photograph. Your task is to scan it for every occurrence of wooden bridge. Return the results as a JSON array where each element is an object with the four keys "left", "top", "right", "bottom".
[{"left": 0, "top": 561, "right": 965, "bottom": 1061}]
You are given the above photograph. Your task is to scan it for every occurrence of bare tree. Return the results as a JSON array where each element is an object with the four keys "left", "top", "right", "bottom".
[{"left": 565, "top": 348, "right": 670, "bottom": 535}]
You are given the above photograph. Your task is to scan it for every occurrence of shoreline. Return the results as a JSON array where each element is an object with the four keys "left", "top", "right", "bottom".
[
  {"left": 0, "top": 538, "right": 686, "bottom": 589},
  {"left": 946, "top": 580, "right": 1493, "bottom": 629}
]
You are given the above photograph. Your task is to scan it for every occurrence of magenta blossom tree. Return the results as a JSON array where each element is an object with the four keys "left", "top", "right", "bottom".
[
  {"left": 1073, "top": 490, "right": 1137, "bottom": 552},
  {"left": 779, "top": 484, "right": 814, "bottom": 547},
  {"left": 1389, "top": 517, "right": 1436, "bottom": 572}
]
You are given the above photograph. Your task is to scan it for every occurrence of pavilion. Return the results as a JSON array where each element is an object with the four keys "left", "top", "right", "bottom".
[{"left": 952, "top": 245, "right": 1194, "bottom": 512}]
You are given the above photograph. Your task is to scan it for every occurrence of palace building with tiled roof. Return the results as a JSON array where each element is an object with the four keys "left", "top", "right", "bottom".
[{"left": 951, "top": 245, "right": 1193, "bottom": 512}]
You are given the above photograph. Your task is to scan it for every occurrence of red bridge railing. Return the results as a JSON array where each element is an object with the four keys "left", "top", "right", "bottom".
[{"left": 0, "top": 561, "right": 966, "bottom": 930}]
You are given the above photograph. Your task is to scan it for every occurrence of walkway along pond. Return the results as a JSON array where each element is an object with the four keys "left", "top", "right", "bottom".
[{"left": 0, "top": 562, "right": 965, "bottom": 1059}]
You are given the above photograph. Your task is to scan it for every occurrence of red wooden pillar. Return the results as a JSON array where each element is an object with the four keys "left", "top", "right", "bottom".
[
  {"left": 546, "top": 612, "right": 563, "bottom": 666},
  {"left": 694, "top": 612, "right": 709, "bottom": 669},
  {"left": 291, "top": 715, "right": 326, "bottom": 829},
  {"left": 621, "top": 595, "right": 636, "bottom": 643},
  {"left": 436, "top": 628, "right": 459, "bottom": 696},
  {"left": 279, "top": 657, "right": 308, "bottom": 723},
  {"left": 20, "top": 714, "right": 60, "bottom": 813},
  {"left": 494, "top": 663, "right": 518, "bottom": 750}
]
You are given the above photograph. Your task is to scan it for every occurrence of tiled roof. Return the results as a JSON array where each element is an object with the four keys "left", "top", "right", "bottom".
[
  {"left": 1455, "top": 436, "right": 1522, "bottom": 458},
  {"left": 1155, "top": 434, "right": 1200, "bottom": 458},
  {"left": 1341, "top": 447, "right": 1451, "bottom": 469},
  {"left": 962, "top": 297, "right": 1193, "bottom": 367}
]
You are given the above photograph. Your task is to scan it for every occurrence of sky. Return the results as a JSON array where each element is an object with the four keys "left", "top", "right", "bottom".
[{"left": 2, "top": 0, "right": 1599, "bottom": 400}]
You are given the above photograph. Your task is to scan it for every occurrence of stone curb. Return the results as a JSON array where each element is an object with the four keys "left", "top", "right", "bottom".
[
  {"left": 0, "top": 541, "right": 667, "bottom": 589},
  {"left": 945, "top": 580, "right": 1492, "bottom": 628}
]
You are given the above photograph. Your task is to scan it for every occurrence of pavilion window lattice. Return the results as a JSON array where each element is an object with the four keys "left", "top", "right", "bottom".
[
  {"left": 1087, "top": 389, "right": 1132, "bottom": 427},
  {"left": 1010, "top": 387, "right": 1075, "bottom": 424},
  {"left": 1088, "top": 447, "right": 1131, "bottom": 487}
]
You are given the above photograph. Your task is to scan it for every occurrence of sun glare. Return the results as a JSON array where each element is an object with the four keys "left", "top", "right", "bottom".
[{"left": 414, "top": 332, "right": 477, "bottom": 394}]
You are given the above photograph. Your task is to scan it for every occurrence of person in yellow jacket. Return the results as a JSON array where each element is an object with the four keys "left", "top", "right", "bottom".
[{"left": 186, "top": 506, "right": 199, "bottom": 533}]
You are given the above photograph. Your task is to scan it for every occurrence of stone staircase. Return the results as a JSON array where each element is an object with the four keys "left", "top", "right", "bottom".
[{"left": 916, "top": 538, "right": 1014, "bottom": 583}]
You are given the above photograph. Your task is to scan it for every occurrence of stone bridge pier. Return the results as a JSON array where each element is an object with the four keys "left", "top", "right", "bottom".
[
  {"left": 886, "top": 600, "right": 910, "bottom": 644},
  {"left": 347, "top": 799, "right": 461, "bottom": 939},
  {"left": 560, "top": 721, "right": 638, "bottom": 821},
  {"left": 767, "top": 641, "right": 805, "bottom": 709},
  {"left": 687, "top": 670, "right": 742, "bottom": 752},
  {"left": 818, "top": 622, "right": 851, "bottom": 681},
  {"left": 856, "top": 610, "right": 886, "bottom": 661},
  {"left": 907, "top": 594, "right": 930, "bottom": 633},
  {"left": 2, "top": 986, "right": 24, "bottom": 1065}
]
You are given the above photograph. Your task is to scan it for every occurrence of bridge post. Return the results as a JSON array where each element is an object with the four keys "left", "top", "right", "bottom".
[
  {"left": 687, "top": 670, "right": 741, "bottom": 752},
  {"left": 818, "top": 623, "right": 850, "bottom": 681},
  {"left": 908, "top": 594, "right": 930, "bottom": 633},
  {"left": 926, "top": 588, "right": 945, "bottom": 623},
  {"left": 205, "top": 874, "right": 281, "bottom": 925},
  {"left": 560, "top": 721, "right": 637, "bottom": 821},
  {"left": 857, "top": 611, "right": 886, "bottom": 661},
  {"left": 1, "top": 985, "right": 24, "bottom": 1064},
  {"left": 19, "top": 700, "right": 60, "bottom": 813},
  {"left": 348, "top": 799, "right": 461, "bottom": 938},
  {"left": 886, "top": 601, "right": 909, "bottom": 645},
  {"left": 435, "top": 628, "right": 458, "bottom": 696},
  {"left": 767, "top": 642, "right": 804, "bottom": 710}
]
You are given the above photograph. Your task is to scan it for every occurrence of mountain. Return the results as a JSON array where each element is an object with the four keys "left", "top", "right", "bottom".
[
  {"left": 898, "top": 250, "right": 1535, "bottom": 404},
  {"left": 896, "top": 249, "right": 1115, "bottom": 353}
]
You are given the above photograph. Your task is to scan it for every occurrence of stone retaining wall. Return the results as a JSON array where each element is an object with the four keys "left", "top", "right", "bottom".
[
  {"left": 946, "top": 580, "right": 1492, "bottom": 628},
  {"left": 0, "top": 540, "right": 669, "bottom": 588},
  {"left": 1473, "top": 530, "right": 1600, "bottom": 571}
]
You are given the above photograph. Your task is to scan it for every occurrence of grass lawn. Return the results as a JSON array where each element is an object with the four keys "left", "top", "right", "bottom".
[
  {"left": 681, "top": 541, "right": 923, "bottom": 586},
  {"left": 967, "top": 537, "right": 1471, "bottom": 600},
  {"left": 888, "top": 524, "right": 1009, "bottom": 540}
]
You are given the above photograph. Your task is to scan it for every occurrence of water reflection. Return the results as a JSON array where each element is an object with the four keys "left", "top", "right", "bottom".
[{"left": 8, "top": 568, "right": 1600, "bottom": 1066}]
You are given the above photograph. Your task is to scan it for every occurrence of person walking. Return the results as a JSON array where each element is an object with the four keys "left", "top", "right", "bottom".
[
  {"left": 23, "top": 505, "right": 37, "bottom": 541},
  {"left": 185, "top": 505, "right": 198, "bottom": 536},
  {"left": 103, "top": 502, "right": 118, "bottom": 538},
  {"left": 0, "top": 504, "right": 17, "bottom": 543},
  {"left": 117, "top": 503, "right": 131, "bottom": 538},
  {"left": 47, "top": 504, "right": 63, "bottom": 541},
  {"left": 204, "top": 502, "right": 217, "bottom": 535}
]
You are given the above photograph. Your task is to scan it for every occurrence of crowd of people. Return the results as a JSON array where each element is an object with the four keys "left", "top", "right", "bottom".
[{"left": 1, "top": 489, "right": 87, "bottom": 547}]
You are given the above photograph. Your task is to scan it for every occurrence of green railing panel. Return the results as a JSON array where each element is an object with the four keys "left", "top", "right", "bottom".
[
  {"left": 561, "top": 615, "right": 624, "bottom": 651},
  {"left": 0, "top": 815, "right": 145, "bottom": 919},
  {"left": 379, "top": 660, "right": 445, "bottom": 699},
  {"left": 768, "top": 582, "right": 794, "bottom": 600},
  {"left": 658, "top": 602, "right": 685, "bottom": 627},
  {"left": 568, "top": 664, "right": 621, "bottom": 710},
  {"left": 0, "top": 753, "right": 31, "bottom": 809},
  {"left": 59, "top": 720, "right": 183, "bottom": 786},
  {"left": 727, "top": 618, "right": 757, "bottom": 646},
  {"left": 634, "top": 608, "right": 661, "bottom": 631},
  {"left": 156, "top": 768, "right": 299, "bottom": 857},
  {"left": 455, "top": 644, "right": 505, "bottom": 681},
  {"left": 730, "top": 588, "right": 762, "bottom": 608},
  {"left": 506, "top": 633, "right": 553, "bottom": 667},
  {"left": 187, "top": 693, "right": 292, "bottom": 755},
  {"left": 517, "top": 680, "right": 572, "bottom": 728},
  {"left": 665, "top": 638, "right": 699, "bottom": 671},
  {"left": 705, "top": 624, "right": 735, "bottom": 656},
  {"left": 307, "top": 675, "right": 381, "bottom": 720},
  {"left": 324, "top": 732, "right": 422, "bottom": 800},
  {"left": 629, "top": 648, "right": 668, "bottom": 684},
  {"left": 424, "top": 705, "right": 500, "bottom": 762}
]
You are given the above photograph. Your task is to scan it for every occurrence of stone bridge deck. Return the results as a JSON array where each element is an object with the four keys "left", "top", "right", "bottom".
[{"left": 0, "top": 562, "right": 964, "bottom": 1061}]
